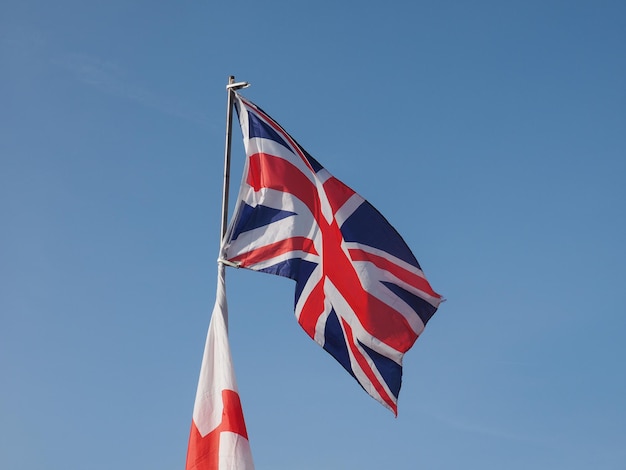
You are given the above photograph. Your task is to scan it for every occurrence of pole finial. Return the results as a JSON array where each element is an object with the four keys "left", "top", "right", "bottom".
[{"left": 226, "top": 81, "right": 250, "bottom": 90}]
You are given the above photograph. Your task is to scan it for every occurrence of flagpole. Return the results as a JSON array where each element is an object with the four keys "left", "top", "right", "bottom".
[
  {"left": 220, "top": 75, "right": 250, "bottom": 244},
  {"left": 218, "top": 76, "right": 250, "bottom": 327},
  {"left": 186, "top": 80, "right": 255, "bottom": 467}
]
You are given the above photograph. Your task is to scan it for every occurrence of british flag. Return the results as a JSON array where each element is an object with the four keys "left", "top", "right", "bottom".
[{"left": 222, "top": 94, "right": 443, "bottom": 415}]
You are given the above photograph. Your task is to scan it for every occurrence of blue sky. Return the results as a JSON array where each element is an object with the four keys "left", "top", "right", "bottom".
[{"left": 1, "top": 1, "right": 625, "bottom": 469}]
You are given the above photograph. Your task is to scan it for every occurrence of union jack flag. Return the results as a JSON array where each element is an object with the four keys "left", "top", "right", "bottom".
[{"left": 222, "top": 94, "right": 443, "bottom": 415}]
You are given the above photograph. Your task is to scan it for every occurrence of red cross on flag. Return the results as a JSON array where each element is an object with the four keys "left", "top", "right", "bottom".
[{"left": 186, "top": 263, "right": 254, "bottom": 470}]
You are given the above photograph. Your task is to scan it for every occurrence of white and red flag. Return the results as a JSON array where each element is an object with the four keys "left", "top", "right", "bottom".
[{"left": 186, "top": 263, "right": 254, "bottom": 470}]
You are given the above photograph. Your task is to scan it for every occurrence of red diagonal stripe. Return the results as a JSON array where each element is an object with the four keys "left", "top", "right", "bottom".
[
  {"left": 240, "top": 97, "right": 315, "bottom": 172},
  {"left": 348, "top": 249, "right": 442, "bottom": 300},
  {"left": 297, "top": 277, "right": 326, "bottom": 340},
  {"left": 248, "top": 153, "right": 319, "bottom": 215},
  {"left": 341, "top": 318, "right": 397, "bottom": 415}
]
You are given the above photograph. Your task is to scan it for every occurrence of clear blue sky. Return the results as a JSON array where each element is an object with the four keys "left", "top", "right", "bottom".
[{"left": 2, "top": 1, "right": 625, "bottom": 469}]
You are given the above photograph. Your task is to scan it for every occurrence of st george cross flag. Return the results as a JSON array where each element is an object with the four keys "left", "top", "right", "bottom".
[
  {"left": 186, "top": 263, "right": 254, "bottom": 470},
  {"left": 222, "top": 93, "right": 443, "bottom": 415}
]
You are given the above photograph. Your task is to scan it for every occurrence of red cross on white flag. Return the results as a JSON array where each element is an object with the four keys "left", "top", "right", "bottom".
[{"left": 186, "top": 263, "right": 254, "bottom": 470}]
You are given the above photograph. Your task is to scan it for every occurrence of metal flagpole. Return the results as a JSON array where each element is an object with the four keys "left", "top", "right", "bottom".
[
  {"left": 186, "top": 77, "right": 255, "bottom": 470},
  {"left": 220, "top": 75, "right": 250, "bottom": 243},
  {"left": 216, "top": 76, "right": 249, "bottom": 330},
  {"left": 217, "top": 75, "right": 250, "bottom": 321}
]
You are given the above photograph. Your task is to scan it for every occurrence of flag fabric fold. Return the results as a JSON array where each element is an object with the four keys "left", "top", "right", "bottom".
[
  {"left": 186, "top": 263, "right": 254, "bottom": 470},
  {"left": 223, "top": 93, "right": 443, "bottom": 415}
]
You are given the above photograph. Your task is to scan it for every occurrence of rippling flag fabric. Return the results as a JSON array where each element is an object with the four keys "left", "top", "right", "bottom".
[
  {"left": 223, "top": 93, "right": 443, "bottom": 415},
  {"left": 186, "top": 264, "right": 254, "bottom": 470}
]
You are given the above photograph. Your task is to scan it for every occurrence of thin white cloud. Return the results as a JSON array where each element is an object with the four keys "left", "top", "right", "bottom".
[
  {"left": 3, "top": 27, "right": 212, "bottom": 127},
  {"left": 54, "top": 52, "right": 212, "bottom": 127}
]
